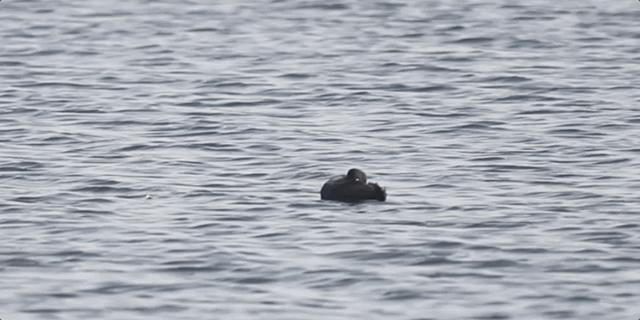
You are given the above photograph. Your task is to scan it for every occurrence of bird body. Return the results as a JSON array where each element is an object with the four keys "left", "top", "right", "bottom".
[{"left": 320, "top": 168, "right": 386, "bottom": 202}]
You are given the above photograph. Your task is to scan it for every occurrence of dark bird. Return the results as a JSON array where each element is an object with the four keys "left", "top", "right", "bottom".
[{"left": 320, "top": 168, "right": 386, "bottom": 202}]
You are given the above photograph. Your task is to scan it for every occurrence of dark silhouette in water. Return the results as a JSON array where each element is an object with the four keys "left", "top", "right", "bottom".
[{"left": 320, "top": 168, "right": 386, "bottom": 202}]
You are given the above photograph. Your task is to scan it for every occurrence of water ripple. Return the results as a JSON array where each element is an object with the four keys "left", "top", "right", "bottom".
[{"left": 1, "top": 0, "right": 639, "bottom": 319}]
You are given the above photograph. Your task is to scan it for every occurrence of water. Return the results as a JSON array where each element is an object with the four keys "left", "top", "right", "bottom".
[{"left": 1, "top": 0, "right": 640, "bottom": 319}]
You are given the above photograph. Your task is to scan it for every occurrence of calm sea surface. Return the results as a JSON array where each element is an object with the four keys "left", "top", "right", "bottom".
[{"left": 1, "top": 0, "right": 640, "bottom": 319}]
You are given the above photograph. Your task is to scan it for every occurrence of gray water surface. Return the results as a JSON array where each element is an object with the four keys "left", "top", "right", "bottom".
[{"left": 1, "top": 0, "right": 640, "bottom": 319}]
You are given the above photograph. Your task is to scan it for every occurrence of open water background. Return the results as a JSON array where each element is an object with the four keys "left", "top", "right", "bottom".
[{"left": 1, "top": 0, "right": 640, "bottom": 319}]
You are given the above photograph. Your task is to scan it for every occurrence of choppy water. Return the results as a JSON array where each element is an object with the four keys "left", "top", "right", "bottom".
[{"left": 2, "top": 0, "right": 640, "bottom": 319}]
